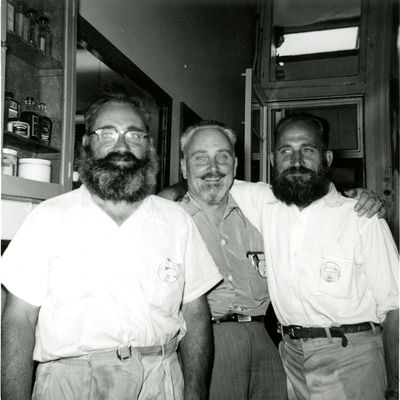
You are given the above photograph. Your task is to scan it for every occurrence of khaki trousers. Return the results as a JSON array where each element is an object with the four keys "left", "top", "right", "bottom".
[
  {"left": 32, "top": 341, "right": 183, "bottom": 400},
  {"left": 279, "top": 328, "right": 386, "bottom": 400}
]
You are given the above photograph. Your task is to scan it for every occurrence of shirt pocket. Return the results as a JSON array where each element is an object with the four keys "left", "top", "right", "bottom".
[
  {"left": 318, "top": 254, "right": 355, "bottom": 299},
  {"left": 142, "top": 256, "right": 185, "bottom": 317},
  {"left": 246, "top": 252, "right": 269, "bottom": 302}
]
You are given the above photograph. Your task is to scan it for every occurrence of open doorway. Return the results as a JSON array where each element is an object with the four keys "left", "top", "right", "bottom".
[{"left": 74, "top": 16, "right": 172, "bottom": 191}]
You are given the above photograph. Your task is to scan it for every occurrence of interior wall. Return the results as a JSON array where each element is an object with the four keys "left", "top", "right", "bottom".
[{"left": 79, "top": 0, "right": 256, "bottom": 182}]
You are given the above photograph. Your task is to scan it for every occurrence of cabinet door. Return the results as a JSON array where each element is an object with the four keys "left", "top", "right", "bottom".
[{"left": 1, "top": 0, "right": 77, "bottom": 201}]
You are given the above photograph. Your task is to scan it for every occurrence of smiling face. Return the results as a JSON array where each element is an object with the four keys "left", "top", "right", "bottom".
[
  {"left": 270, "top": 120, "right": 333, "bottom": 207},
  {"left": 84, "top": 101, "right": 150, "bottom": 164},
  {"left": 78, "top": 100, "right": 158, "bottom": 202},
  {"left": 272, "top": 121, "right": 332, "bottom": 175},
  {"left": 181, "top": 127, "right": 238, "bottom": 206}
]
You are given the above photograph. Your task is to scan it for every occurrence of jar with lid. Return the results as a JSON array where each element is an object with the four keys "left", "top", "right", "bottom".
[
  {"left": 2, "top": 148, "right": 18, "bottom": 176},
  {"left": 21, "top": 97, "right": 40, "bottom": 140},
  {"left": 38, "top": 16, "right": 52, "bottom": 55},
  {"left": 27, "top": 8, "right": 39, "bottom": 47},
  {"left": 18, "top": 158, "right": 51, "bottom": 182}
]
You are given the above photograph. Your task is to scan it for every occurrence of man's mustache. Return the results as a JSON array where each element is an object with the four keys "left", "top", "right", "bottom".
[
  {"left": 201, "top": 172, "right": 226, "bottom": 180},
  {"left": 281, "top": 166, "right": 314, "bottom": 177},
  {"left": 102, "top": 151, "right": 140, "bottom": 163}
]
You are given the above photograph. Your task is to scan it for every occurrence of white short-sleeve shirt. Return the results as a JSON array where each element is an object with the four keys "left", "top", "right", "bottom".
[
  {"left": 1, "top": 186, "right": 222, "bottom": 361},
  {"left": 230, "top": 180, "right": 399, "bottom": 327}
]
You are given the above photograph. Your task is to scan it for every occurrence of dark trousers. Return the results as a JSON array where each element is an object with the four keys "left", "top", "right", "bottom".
[{"left": 210, "top": 320, "right": 287, "bottom": 400}]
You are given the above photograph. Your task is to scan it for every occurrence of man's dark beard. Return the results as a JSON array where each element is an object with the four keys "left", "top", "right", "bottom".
[
  {"left": 77, "top": 145, "right": 159, "bottom": 202},
  {"left": 271, "top": 164, "right": 331, "bottom": 208}
]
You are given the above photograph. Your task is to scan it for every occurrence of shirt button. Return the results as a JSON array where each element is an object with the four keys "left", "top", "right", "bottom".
[
  {"left": 227, "top": 275, "right": 233, "bottom": 281},
  {"left": 221, "top": 239, "right": 226, "bottom": 245}
]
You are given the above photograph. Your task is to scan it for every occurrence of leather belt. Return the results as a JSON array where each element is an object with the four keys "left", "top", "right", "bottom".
[
  {"left": 282, "top": 322, "right": 381, "bottom": 347},
  {"left": 211, "top": 314, "right": 265, "bottom": 324}
]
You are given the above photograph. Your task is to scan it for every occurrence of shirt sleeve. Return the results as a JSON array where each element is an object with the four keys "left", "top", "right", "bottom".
[
  {"left": 359, "top": 216, "right": 399, "bottom": 321},
  {"left": 181, "top": 214, "right": 222, "bottom": 304},
  {"left": 1, "top": 205, "right": 53, "bottom": 306},
  {"left": 230, "top": 180, "right": 275, "bottom": 232}
]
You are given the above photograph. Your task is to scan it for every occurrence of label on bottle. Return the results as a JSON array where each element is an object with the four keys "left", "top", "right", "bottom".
[
  {"left": 39, "top": 36, "right": 46, "bottom": 52},
  {"left": 7, "top": 121, "right": 30, "bottom": 138},
  {"left": 40, "top": 121, "right": 51, "bottom": 141},
  {"left": 31, "top": 115, "right": 40, "bottom": 138},
  {"left": 5, "top": 98, "right": 20, "bottom": 121},
  {"left": 8, "top": 108, "right": 19, "bottom": 119}
]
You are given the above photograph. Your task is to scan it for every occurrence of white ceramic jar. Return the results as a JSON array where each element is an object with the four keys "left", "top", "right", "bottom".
[{"left": 18, "top": 157, "right": 51, "bottom": 182}]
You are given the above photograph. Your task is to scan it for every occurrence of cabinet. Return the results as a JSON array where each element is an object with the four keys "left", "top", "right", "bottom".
[
  {"left": 1, "top": 0, "right": 77, "bottom": 202},
  {"left": 242, "top": 68, "right": 269, "bottom": 183}
]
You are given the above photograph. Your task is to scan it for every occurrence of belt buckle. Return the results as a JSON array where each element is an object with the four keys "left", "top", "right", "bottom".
[
  {"left": 288, "top": 325, "right": 302, "bottom": 338},
  {"left": 237, "top": 314, "right": 252, "bottom": 323},
  {"left": 117, "top": 346, "right": 132, "bottom": 360}
]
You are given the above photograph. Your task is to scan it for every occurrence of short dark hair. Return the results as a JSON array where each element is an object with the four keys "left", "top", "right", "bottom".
[
  {"left": 274, "top": 113, "right": 330, "bottom": 151},
  {"left": 84, "top": 91, "right": 150, "bottom": 133}
]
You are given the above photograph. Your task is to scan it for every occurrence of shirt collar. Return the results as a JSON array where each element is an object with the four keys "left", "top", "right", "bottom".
[
  {"left": 315, "top": 183, "right": 345, "bottom": 207},
  {"left": 180, "top": 191, "right": 246, "bottom": 221}
]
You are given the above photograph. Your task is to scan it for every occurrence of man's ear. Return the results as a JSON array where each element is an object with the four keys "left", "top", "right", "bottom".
[
  {"left": 325, "top": 150, "right": 333, "bottom": 167},
  {"left": 82, "top": 134, "right": 89, "bottom": 147},
  {"left": 233, "top": 156, "right": 238, "bottom": 178},
  {"left": 180, "top": 158, "right": 187, "bottom": 179},
  {"left": 270, "top": 152, "right": 275, "bottom": 167}
]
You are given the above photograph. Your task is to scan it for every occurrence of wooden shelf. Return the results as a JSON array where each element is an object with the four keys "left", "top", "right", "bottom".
[
  {"left": 6, "top": 31, "right": 62, "bottom": 70},
  {"left": 2, "top": 174, "right": 63, "bottom": 201},
  {"left": 3, "top": 131, "right": 60, "bottom": 154}
]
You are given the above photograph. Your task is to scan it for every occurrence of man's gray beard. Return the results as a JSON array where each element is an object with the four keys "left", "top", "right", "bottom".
[
  {"left": 77, "top": 145, "right": 159, "bottom": 202},
  {"left": 271, "top": 164, "right": 331, "bottom": 208},
  {"left": 200, "top": 172, "right": 229, "bottom": 205}
]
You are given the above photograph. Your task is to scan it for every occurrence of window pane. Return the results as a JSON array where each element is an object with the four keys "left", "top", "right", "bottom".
[{"left": 278, "top": 27, "right": 359, "bottom": 56}]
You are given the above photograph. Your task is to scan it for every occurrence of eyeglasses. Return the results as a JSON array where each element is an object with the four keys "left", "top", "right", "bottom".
[{"left": 88, "top": 127, "right": 149, "bottom": 147}]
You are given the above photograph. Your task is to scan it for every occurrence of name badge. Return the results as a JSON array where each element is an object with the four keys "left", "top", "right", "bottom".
[
  {"left": 320, "top": 261, "right": 341, "bottom": 282},
  {"left": 158, "top": 258, "right": 180, "bottom": 283}
]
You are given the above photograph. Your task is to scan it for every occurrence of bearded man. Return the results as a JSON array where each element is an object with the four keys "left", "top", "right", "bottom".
[
  {"left": 1, "top": 93, "right": 222, "bottom": 400},
  {"left": 230, "top": 113, "right": 399, "bottom": 400}
]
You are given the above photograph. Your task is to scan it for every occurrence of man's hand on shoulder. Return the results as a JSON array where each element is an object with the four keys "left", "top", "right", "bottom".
[
  {"left": 344, "top": 188, "right": 386, "bottom": 218},
  {"left": 157, "top": 181, "right": 187, "bottom": 202}
]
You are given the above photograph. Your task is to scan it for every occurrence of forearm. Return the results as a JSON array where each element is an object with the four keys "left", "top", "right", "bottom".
[
  {"left": 383, "top": 309, "right": 399, "bottom": 398},
  {"left": 1, "top": 291, "right": 39, "bottom": 400},
  {"left": 180, "top": 297, "right": 213, "bottom": 400}
]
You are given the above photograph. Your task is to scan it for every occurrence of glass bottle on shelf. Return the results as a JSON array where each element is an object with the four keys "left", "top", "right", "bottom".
[
  {"left": 21, "top": 97, "right": 40, "bottom": 141},
  {"left": 6, "top": 0, "right": 16, "bottom": 33},
  {"left": 38, "top": 102, "right": 52, "bottom": 145},
  {"left": 22, "top": 5, "right": 29, "bottom": 41},
  {"left": 4, "top": 91, "right": 20, "bottom": 129},
  {"left": 15, "top": 1, "right": 25, "bottom": 38},
  {"left": 38, "top": 16, "right": 52, "bottom": 56},
  {"left": 27, "top": 8, "right": 39, "bottom": 47}
]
